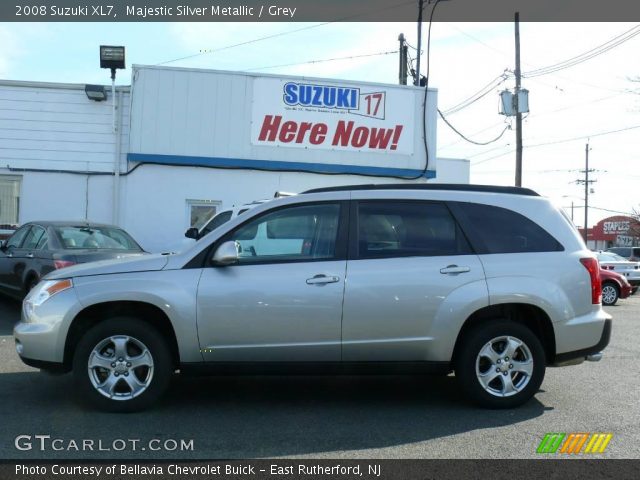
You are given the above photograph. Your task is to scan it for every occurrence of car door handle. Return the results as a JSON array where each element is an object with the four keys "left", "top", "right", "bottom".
[
  {"left": 306, "top": 274, "right": 340, "bottom": 285},
  {"left": 26, "top": 253, "right": 34, "bottom": 258},
  {"left": 440, "top": 265, "right": 471, "bottom": 274}
]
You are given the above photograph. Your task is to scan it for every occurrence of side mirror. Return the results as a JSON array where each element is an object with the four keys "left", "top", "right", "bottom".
[
  {"left": 211, "top": 241, "right": 239, "bottom": 266},
  {"left": 0, "top": 240, "right": 6, "bottom": 251},
  {"left": 184, "top": 227, "right": 199, "bottom": 239}
]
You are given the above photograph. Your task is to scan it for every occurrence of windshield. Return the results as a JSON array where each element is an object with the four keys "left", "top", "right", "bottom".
[{"left": 54, "top": 226, "right": 142, "bottom": 251}]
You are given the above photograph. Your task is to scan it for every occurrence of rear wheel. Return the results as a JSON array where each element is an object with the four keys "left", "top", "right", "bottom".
[
  {"left": 601, "top": 282, "right": 619, "bottom": 306},
  {"left": 72, "top": 316, "right": 173, "bottom": 412},
  {"left": 455, "top": 320, "right": 545, "bottom": 408}
]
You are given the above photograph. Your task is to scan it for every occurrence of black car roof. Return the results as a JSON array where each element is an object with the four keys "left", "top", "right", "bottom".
[{"left": 302, "top": 183, "right": 540, "bottom": 196}]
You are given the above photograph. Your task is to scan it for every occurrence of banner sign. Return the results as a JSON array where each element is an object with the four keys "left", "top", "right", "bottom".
[{"left": 251, "top": 78, "right": 415, "bottom": 155}]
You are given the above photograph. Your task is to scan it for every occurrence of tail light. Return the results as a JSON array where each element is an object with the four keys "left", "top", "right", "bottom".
[
  {"left": 54, "top": 260, "right": 76, "bottom": 269},
  {"left": 580, "top": 258, "right": 602, "bottom": 304}
]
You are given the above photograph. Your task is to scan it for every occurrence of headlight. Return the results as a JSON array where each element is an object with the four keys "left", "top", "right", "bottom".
[{"left": 26, "top": 279, "right": 73, "bottom": 307}]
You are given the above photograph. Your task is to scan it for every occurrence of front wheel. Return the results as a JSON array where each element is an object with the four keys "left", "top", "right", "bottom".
[
  {"left": 72, "top": 317, "right": 174, "bottom": 412},
  {"left": 601, "top": 283, "right": 619, "bottom": 306},
  {"left": 455, "top": 320, "right": 545, "bottom": 409}
]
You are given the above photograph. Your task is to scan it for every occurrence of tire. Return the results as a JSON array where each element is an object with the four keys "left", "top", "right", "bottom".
[
  {"left": 72, "top": 316, "right": 174, "bottom": 412},
  {"left": 601, "top": 282, "right": 619, "bottom": 306},
  {"left": 454, "top": 320, "right": 546, "bottom": 409},
  {"left": 25, "top": 276, "right": 39, "bottom": 295}
]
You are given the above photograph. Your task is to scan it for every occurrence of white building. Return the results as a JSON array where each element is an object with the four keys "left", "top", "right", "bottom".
[{"left": 0, "top": 66, "right": 469, "bottom": 252}]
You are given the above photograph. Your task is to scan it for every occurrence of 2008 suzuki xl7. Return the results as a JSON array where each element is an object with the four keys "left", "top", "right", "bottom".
[{"left": 14, "top": 184, "right": 611, "bottom": 411}]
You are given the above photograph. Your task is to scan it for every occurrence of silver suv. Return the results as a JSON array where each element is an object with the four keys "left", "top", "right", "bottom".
[{"left": 14, "top": 184, "right": 612, "bottom": 411}]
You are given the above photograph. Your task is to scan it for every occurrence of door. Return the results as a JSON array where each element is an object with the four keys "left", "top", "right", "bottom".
[
  {"left": 19, "top": 225, "right": 48, "bottom": 290},
  {"left": 196, "top": 201, "right": 348, "bottom": 361},
  {"left": 0, "top": 225, "right": 31, "bottom": 295},
  {"left": 342, "top": 200, "right": 486, "bottom": 361}
]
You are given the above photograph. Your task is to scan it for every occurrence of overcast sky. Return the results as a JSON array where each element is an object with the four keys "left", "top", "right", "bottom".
[{"left": 1, "top": 21, "right": 638, "bottom": 227}]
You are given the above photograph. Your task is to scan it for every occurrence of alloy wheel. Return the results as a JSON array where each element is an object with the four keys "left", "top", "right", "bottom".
[
  {"left": 601, "top": 285, "right": 617, "bottom": 305},
  {"left": 87, "top": 335, "right": 154, "bottom": 401},
  {"left": 475, "top": 335, "right": 534, "bottom": 397}
]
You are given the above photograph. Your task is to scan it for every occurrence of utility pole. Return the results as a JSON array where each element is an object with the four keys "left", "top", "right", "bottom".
[
  {"left": 514, "top": 12, "right": 523, "bottom": 187},
  {"left": 571, "top": 201, "right": 574, "bottom": 222},
  {"left": 398, "top": 33, "right": 408, "bottom": 85},
  {"left": 576, "top": 143, "right": 596, "bottom": 245},
  {"left": 415, "top": 0, "right": 424, "bottom": 86}
]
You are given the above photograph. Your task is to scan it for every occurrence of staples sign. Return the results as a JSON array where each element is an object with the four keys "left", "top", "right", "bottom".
[
  {"left": 603, "top": 221, "right": 630, "bottom": 235},
  {"left": 251, "top": 78, "right": 415, "bottom": 155}
]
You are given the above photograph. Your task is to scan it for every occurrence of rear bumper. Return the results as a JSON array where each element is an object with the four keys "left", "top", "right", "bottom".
[{"left": 553, "top": 319, "right": 611, "bottom": 366}]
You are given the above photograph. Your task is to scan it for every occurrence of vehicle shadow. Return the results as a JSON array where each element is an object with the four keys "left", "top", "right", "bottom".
[
  {"left": 0, "top": 297, "right": 20, "bottom": 335},
  {"left": 0, "top": 369, "right": 546, "bottom": 459}
]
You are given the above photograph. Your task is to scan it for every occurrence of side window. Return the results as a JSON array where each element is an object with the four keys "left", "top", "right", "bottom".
[
  {"left": 452, "top": 203, "right": 563, "bottom": 254},
  {"left": 6, "top": 225, "right": 30, "bottom": 248},
  {"left": 356, "top": 201, "right": 471, "bottom": 259},
  {"left": 22, "top": 225, "right": 46, "bottom": 250},
  {"left": 36, "top": 231, "right": 49, "bottom": 250},
  {"left": 201, "top": 210, "right": 233, "bottom": 237},
  {"left": 225, "top": 203, "right": 341, "bottom": 264}
]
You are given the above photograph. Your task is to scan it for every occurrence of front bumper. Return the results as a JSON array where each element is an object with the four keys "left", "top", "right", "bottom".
[{"left": 13, "top": 287, "right": 81, "bottom": 367}]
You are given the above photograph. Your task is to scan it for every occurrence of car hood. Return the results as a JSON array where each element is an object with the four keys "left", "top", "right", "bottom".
[
  {"left": 599, "top": 261, "right": 637, "bottom": 268},
  {"left": 67, "top": 249, "right": 146, "bottom": 264},
  {"left": 44, "top": 253, "right": 170, "bottom": 280}
]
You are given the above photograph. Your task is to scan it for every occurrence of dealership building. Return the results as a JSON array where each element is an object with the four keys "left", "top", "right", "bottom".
[{"left": 0, "top": 66, "right": 469, "bottom": 252}]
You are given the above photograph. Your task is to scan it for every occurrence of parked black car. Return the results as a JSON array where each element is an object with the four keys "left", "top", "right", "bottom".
[{"left": 0, "top": 221, "right": 145, "bottom": 300}]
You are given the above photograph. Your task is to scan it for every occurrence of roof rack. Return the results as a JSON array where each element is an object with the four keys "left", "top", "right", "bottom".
[{"left": 302, "top": 183, "right": 540, "bottom": 196}]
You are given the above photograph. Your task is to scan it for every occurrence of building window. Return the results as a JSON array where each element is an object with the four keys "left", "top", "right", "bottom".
[
  {"left": 0, "top": 175, "right": 21, "bottom": 231},
  {"left": 186, "top": 199, "right": 221, "bottom": 230}
]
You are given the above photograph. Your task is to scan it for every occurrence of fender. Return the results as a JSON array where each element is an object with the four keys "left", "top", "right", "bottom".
[
  {"left": 426, "top": 278, "right": 490, "bottom": 362},
  {"left": 70, "top": 269, "right": 204, "bottom": 362}
]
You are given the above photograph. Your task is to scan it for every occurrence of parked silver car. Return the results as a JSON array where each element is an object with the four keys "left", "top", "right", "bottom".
[{"left": 14, "top": 184, "right": 611, "bottom": 411}]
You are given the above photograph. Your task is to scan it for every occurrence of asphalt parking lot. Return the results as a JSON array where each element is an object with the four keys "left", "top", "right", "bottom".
[{"left": 0, "top": 295, "right": 638, "bottom": 460}]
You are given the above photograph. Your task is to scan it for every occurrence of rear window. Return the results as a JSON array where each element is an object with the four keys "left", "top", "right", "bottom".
[
  {"left": 54, "top": 226, "right": 141, "bottom": 251},
  {"left": 451, "top": 203, "right": 564, "bottom": 254}
]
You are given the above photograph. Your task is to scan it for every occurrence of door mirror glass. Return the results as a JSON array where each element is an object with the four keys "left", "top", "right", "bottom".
[
  {"left": 212, "top": 241, "right": 239, "bottom": 266},
  {"left": 185, "top": 227, "right": 199, "bottom": 239}
]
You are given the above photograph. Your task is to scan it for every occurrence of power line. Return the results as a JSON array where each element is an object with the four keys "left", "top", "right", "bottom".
[
  {"left": 528, "top": 124, "right": 640, "bottom": 148},
  {"left": 156, "top": 23, "right": 334, "bottom": 66},
  {"left": 471, "top": 124, "right": 640, "bottom": 166},
  {"left": 439, "top": 120, "right": 511, "bottom": 150},
  {"left": 246, "top": 50, "right": 397, "bottom": 71},
  {"left": 521, "top": 24, "right": 640, "bottom": 78},
  {"left": 589, "top": 206, "right": 637, "bottom": 216},
  {"left": 441, "top": 73, "right": 509, "bottom": 115},
  {"left": 156, "top": 0, "right": 417, "bottom": 66},
  {"left": 451, "top": 24, "right": 635, "bottom": 95},
  {"left": 437, "top": 109, "right": 511, "bottom": 145}
]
